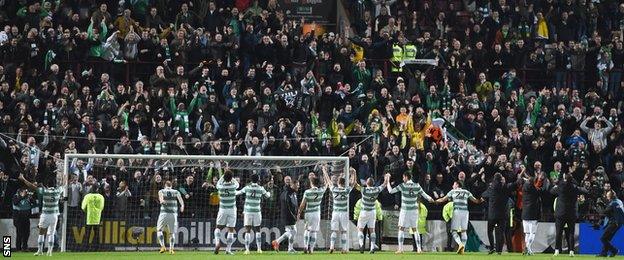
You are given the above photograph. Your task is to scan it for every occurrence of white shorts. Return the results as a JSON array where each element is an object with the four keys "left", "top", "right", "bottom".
[
  {"left": 157, "top": 213, "right": 178, "bottom": 233},
  {"left": 331, "top": 211, "right": 349, "bottom": 231},
  {"left": 285, "top": 224, "right": 297, "bottom": 234},
  {"left": 38, "top": 213, "right": 59, "bottom": 231},
  {"left": 305, "top": 212, "right": 321, "bottom": 231},
  {"left": 357, "top": 210, "right": 376, "bottom": 229},
  {"left": 451, "top": 210, "right": 469, "bottom": 232},
  {"left": 216, "top": 208, "right": 237, "bottom": 228},
  {"left": 244, "top": 212, "right": 262, "bottom": 227},
  {"left": 398, "top": 210, "right": 418, "bottom": 229},
  {"left": 523, "top": 220, "right": 538, "bottom": 234}
]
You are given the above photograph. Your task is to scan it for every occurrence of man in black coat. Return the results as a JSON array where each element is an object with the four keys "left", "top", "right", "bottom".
[
  {"left": 0, "top": 137, "right": 23, "bottom": 217},
  {"left": 271, "top": 177, "right": 299, "bottom": 253},
  {"left": 551, "top": 173, "right": 588, "bottom": 257},
  {"left": 520, "top": 172, "right": 549, "bottom": 255},
  {"left": 482, "top": 173, "right": 516, "bottom": 254}
]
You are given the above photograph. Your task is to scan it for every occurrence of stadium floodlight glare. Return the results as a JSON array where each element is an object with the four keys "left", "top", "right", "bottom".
[{"left": 61, "top": 154, "right": 350, "bottom": 252}]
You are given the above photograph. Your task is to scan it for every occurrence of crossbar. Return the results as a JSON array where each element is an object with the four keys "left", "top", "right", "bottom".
[{"left": 65, "top": 154, "right": 348, "bottom": 161}]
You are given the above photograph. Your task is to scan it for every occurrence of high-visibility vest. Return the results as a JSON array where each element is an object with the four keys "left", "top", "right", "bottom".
[
  {"left": 404, "top": 44, "right": 417, "bottom": 60},
  {"left": 391, "top": 44, "right": 403, "bottom": 72}
]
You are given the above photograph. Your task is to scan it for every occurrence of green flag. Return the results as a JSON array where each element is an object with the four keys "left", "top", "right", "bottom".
[{"left": 44, "top": 50, "right": 56, "bottom": 70}]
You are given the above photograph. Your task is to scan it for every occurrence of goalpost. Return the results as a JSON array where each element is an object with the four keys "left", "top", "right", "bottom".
[{"left": 60, "top": 154, "right": 351, "bottom": 252}]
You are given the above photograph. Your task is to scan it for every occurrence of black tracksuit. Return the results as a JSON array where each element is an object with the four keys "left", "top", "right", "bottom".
[
  {"left": 521, "top": 178, "right": 549, "bottom": 221},
  {"left": 551, "top": 180, "right": 588, "bottom": 253},
  {"left": 279, "top": 185, "right": 298, "bottom": 226},
  {"left": 600, "top": 198, "right": 624, "bottom": 255},
  {"left": 12, "top": 192, "right": 34, "bottom": 251},
  {"left": 482, "top": 181, "right": 516, "bottom": 253}
]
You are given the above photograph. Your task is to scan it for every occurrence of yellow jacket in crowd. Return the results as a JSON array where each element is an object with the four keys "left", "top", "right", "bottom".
[
  {"left": 405, "top": 113, "right": 432, "bottom": 150},
  {"left": 353, "top": 199, "right": 383, "bottom": 221}
]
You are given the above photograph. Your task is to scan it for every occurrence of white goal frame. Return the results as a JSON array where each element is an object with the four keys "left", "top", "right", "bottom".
[{"left": 61, "top": 154, "right": 350, "bottom": 252}]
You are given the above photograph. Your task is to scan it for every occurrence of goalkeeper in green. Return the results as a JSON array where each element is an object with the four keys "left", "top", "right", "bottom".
[{"left": 82, "top": 184, "right": 105, "bottom": 250}]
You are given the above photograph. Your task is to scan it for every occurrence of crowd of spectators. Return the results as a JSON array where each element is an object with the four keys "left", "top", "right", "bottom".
[{"left": 0, "top": 0, "right": 624, "bottom": 229}]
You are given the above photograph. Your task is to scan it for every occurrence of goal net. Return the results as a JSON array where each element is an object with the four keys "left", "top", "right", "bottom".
[{"left": 60, "top": 154, "right": 353, "bottom": 252}]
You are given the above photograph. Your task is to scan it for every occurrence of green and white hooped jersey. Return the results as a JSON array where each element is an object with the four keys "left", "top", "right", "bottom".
[
  {"left": 361, "top": 186, "right": 384, "bottom": 211},
  {"left": 330, "top": 186, "right": 351, "bottom": 213},
  {"left": 447, "top": 188, "right": 475, "bottom": 211},
  {"left": 240, "top": 183, "right": 270, "bottom": 213},
  {"left": 38, "top": 187, "right": 63, "bottom": 215},
  {"left": 159, "top": 188, "right": 180, "bottom": 214},
  {"left": 390, "top": 181, "right": 432, "bottom": 211},
  {"left": 217, "top": 178, "right": 239, "bottom": 210},
  {"left": 304, "top": 187, "right": 327, "bottom": 213}
]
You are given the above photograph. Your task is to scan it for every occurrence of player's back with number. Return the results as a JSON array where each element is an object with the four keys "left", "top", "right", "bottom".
[
  {"left": 39, "top": 187, "right": 63, "bottom": 215},
  {"left": 304, "top": 187, "right": 326, "bottom": 213},
  {"left": 361, "top": 186, "right": 383, "bottom": 211},
  {"left": 37, "top": 186, "right": 63, "bottom": 253},
  {"left": 156, "top": 181, "right": 184, "bottom": 254},
  {"left": 447, "top": 188, "right": 474, "bottom": 211},
  {"left": 217, "top": 178, "right": 239, "bottom": 210},
  {"left": 240, "top": 183, "right": 270, "bottom": 213},
  {"left": 331, "top": 186, "right": 351, "bottom": 213},
  {"left": 396, "top": 182, "right": 430, "bottom": 210},
  {"left": 159, "top": 188, "right": 181, "bottom": 214},
  {"left": 361, "top": 186, "right": 383, "bottom": 208}
]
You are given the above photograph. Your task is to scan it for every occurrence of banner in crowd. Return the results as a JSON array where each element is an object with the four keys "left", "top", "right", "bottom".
[
  {"left": 63, "top": 218, "right": 361, "bottom": 250},
  {"left": 278, "top": 0, "right": 336, "bottom": 24},
  {"left": 0, "top": 218, "right": 358, "bottom": 251},
  {"left": 1, "top": 216, "right": 581, "bottom": 252}
]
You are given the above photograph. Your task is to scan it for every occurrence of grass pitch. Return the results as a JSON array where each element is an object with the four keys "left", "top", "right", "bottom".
[{"left": 9, "top": 251, "right": 624, "bottom": 259}]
